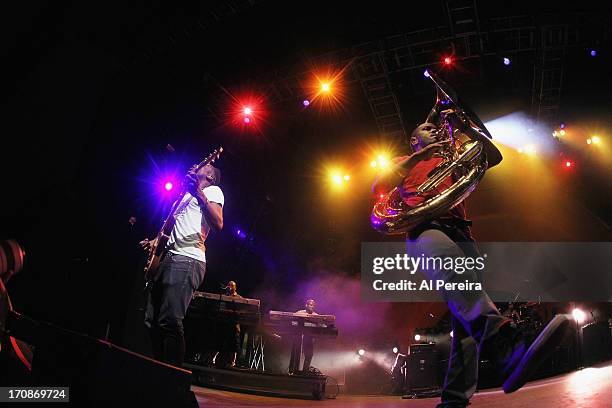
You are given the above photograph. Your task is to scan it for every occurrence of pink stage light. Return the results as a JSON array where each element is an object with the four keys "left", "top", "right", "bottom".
[{"left": 164, "top": 181, "right": 173, "bottom": 191}]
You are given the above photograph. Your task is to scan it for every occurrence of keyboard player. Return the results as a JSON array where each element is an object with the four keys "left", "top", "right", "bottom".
[
  {"left": 221, "top": 280, "right": 242, "bottom": 367},
  {"left": 289, "top": 299, "right": 318, "bottom": 374}
]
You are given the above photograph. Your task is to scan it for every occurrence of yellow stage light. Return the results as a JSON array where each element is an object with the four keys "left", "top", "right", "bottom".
[
  {"left": 332, "top": 174, "right": 342, "bottom": 185},
  {"left": 592, "top": 136, "right": 601, "bottom": 144},
  {"left": 559, "top": 129, "right": 566, "bottom": 136},
  {"left": 377, "top": 155, "right": 388, "bottom": 167},
  {"left": 321, "top": 82, "right": 331, "bottom": 92},
  {"left": 525, "top": 145, "right": 537, "bottom": 155},
  {"left": 370, "top": 160, "right": 378, "bottom": 168},
  {"left": 343, "top": 174, "right": 350, "bottom": 181},
  {"left": 587, "top": 138, "right": 592, "bottom": 145}
]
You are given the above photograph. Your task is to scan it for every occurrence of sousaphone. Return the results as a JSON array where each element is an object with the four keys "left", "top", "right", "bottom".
[{"left": 371, "top": 70, "right": 498, "bottom": 235}]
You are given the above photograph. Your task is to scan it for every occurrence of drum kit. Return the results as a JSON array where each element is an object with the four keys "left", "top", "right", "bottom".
[{"left": 502, "top": 301, "right": 545, "bottom": 341}]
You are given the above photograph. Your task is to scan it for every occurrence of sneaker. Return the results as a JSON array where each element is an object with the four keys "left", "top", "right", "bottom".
[
  {"left": 481, "top": 320, "right": 527, "bottom": 379},
  {"left": 435, "top": 402, "right": 470, "bottom": 407},
  {"left": 502, "top": 314, "right": 570, "bottom": 393}
]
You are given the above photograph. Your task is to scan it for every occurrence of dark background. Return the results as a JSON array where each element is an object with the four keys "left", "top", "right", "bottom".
[{"left": 2, "top": 1, "right": 611, "bottom": 351}]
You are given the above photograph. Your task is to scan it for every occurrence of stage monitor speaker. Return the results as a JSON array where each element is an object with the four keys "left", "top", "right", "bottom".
[
  {"left": 7, "top": 311, "right": 197, "bottom": 408},
  {"left": 406, "top": 344, "right": 439, "bottom": 391},
  {"left": 582, "top": 321, "right": 612, "bottom": 366}
]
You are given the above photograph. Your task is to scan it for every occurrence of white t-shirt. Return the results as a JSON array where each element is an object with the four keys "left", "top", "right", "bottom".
[{"left": 167, "top": 185, "right": 224, "bottom": 263}]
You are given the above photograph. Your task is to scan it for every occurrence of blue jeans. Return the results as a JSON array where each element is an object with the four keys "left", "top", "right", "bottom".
[
  {"left": 144, "top": 252, "right": 206, "bottom": 366},
  {"left": 410, "top": 225, "right": 507, "bottom": 406}
]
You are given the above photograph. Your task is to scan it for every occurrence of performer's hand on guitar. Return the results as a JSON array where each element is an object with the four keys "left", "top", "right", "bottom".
[
  {"left": 185, "top": 165, "right": 200, "bottom": 195},
  {"left": 139, "top": 237, "right": 157, "bottom": 253}
]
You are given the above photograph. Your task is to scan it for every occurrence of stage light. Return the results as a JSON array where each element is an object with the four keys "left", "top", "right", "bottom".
[
  {"left": 590, "top": 49, "right": 597, "bottom": 57},
  {"left": 587, "top": 138, "right": 592, "bottom": 145},
  {"left": 392, "top": 346, "right": 399, "bottom": 354},
  {"left": 332, "top": 174, "right": 342, "bottom": 185},
  {"left": 560, "top": 123, "right": 565, "bottom": 129},
  {"left": 370, "top": 153, "right": 390, "bottom": 170},
  {"left": 559, "top": 129, "right": 566, "bottom": 136},
  {"left": 525, "top": 145, "right": 537, "bottom": 155},
  {"left": 358, "top": 349, "right": 365, "bottom": 356},
  {"left": 414, "top": 334, "right": 421, "bottom": 341},
  {"left": 309, "top": 67, "right": 348, "bottom": 109},
  {"left": 503, "top": 57, "right": 511, "bottom": 66},
  {"left": 379, "top": 194, "right": 384, "bottom": 199},
  {"left": 565, "top": 160, "right": 573, "bottom": 168},
  {"left": 343, "top": 174, "right": 350, "bottom": 181},
  {"left": 552, "top": 130, "right": 558, "bottom": 137},
  {"left": 450, "top": 330, "right": 454, "bottom": 338},
  {"left": 572, "top": 308, "right": 587, "bottom": 324},
  {"left": 164, "top": 181, "right": 173, "bottom": 191},
  {"left": 303, "top": 99, "right": 310, "bottom": 107},
  {"left": 377, "top": 155, "right": 388, "bottom": 167},
  {"left": 591, "top": 136, "right": 601, "bottom": 144},
  {"left": 424, "top": 69, "right": 431, "bottom": 78},
  {"left": 484, "top": 112, "right": 556, "bottom": 155},
  {"left": 231, "top": 95, "right": 266, "bottom": 129},
  {"left": 443, "top": 56, "right": 452, "bottom": 65},
  {"left": 235, "top": 228, "right": 247, "bottom": 239}
]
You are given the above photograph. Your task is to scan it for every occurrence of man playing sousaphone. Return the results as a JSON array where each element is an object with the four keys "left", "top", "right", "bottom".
[{"left": 372, "top": 71, "right": 570, "bottom": 408}]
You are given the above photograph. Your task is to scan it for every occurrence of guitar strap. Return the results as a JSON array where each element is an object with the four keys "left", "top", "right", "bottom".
[{"left": 172, "top": 194, "right": 194, "bottom": 219}]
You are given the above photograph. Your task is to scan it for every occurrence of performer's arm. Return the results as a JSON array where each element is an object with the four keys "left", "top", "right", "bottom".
[
  {"left": 459, "top": 126, "right": 503, "bottom": 168},
  {"left": 193, "top": 191, "right": 224, "bottom": 231},
  {"left": 185, "top": 169, "right": 225, "bottom": 231},
  {"left": 440, "top": 109, "right": 503, "bottom": 169}
]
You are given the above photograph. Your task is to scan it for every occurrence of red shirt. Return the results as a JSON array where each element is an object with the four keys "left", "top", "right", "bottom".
[{"left": 401, "top": 157, "right": 468, "bottom": 222}]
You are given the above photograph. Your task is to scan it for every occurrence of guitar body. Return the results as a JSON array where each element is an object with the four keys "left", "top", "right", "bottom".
[
  {"left": 142, "top": 146, "right": 223, "bottom": 291},
  {"left": 143, "top": 232, "right": 171, "bottom": 287}
]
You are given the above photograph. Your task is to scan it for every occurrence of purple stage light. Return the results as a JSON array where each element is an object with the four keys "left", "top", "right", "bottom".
[
  {"left": 235, "top": 228, "right": 247, "bottom": 239},
  {"left": 423, "top": 69, "right": 430, "bottom": 78},
  {"left": 503, "top": 57, "right": 511, "bottom": 66},
  {"left": 303, "top": 99, "right": 310, "bottom": 107},
  {"left": 590, "top": 49, "right": 597, "bottom": 57},
  {"left": 164, "top": 181, "right": 173, "bottom": 191}
]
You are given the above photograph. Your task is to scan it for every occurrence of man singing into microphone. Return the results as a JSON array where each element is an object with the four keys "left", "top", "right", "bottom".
[{"left": 141, "top": 164, "right": 224, "bottom": 367}]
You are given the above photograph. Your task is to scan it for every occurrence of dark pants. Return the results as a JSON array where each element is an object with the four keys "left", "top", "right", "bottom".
[
  {"left": 144, "top": 252, "right": 206, "bottom": 366},
  {"left": 289, "top": 335, "right": 314, "bottom": 373},
  {"left": 410, "top": 224, "right": 507, "bottom": 407}
]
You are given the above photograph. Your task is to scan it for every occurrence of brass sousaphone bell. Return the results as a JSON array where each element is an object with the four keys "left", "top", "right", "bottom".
[{"left": 371, "top": 70, "right": 496, "bottom": 235}]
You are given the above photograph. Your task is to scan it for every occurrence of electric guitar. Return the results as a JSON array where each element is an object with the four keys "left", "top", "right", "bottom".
[{"left": 143, "top": 146, "right": 223, "bottom": 290}]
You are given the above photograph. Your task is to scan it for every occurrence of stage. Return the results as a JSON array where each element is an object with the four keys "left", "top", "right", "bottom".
[{"left": 193, "top": 360, "right": 612, "bottom": 407}]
